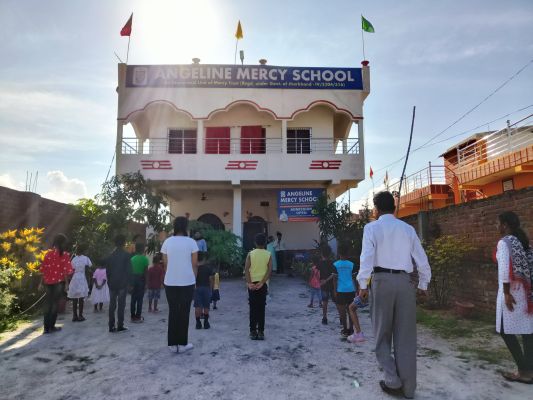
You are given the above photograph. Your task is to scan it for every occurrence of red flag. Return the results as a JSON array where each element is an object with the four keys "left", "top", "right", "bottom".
[
  {"left": 369, "top": 166, "right": 374, "bottom": 179},
  {"left": 120, "top": 13, "right": 133, "bottom": 36}
]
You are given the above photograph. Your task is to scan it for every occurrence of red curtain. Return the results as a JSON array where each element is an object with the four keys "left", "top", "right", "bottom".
[
  {"left": 240, "top": 126, "right": 265, "bottom": 154},
  {"left": 205, "top": 127, "right": 231, "bottom": 154}
]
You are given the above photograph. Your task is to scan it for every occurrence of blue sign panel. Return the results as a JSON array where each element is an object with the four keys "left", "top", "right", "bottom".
[
  {"left": 126, "top": 64, "right": 363, "bottom": 90},
  {"left": 278, "top": 188, "right": 325, "bottom": 222}
]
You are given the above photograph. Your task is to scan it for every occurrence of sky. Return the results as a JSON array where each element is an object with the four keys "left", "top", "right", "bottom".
[{"left": 0, "top": 0, "right": 532, "bottom": 205}]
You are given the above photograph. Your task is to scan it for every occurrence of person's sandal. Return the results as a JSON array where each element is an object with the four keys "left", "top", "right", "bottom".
[{"left": 502, "top": 371, "right": 533, "bottom": 384}]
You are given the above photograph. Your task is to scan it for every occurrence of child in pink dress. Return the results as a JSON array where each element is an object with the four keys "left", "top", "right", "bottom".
[
  {"left": 91, "top": 266, "right": 110, "bottom": 312},
  {"left": 308, "top": 256, "right": 323, "bottom": 308}
]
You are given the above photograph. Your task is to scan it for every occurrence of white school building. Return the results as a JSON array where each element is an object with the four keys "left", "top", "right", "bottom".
[{"left": 115, "top": 60, "right": 370, "bottom": 250}]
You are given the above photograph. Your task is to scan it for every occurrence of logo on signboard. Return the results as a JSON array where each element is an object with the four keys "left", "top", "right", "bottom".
[{"left": 133, "top": 67, "right": 148, "bottom": 86}]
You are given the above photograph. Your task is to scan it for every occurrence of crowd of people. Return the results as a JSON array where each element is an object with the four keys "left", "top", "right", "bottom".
[{"left": 37, "top": 190, "right": 533, "bottom": 397}]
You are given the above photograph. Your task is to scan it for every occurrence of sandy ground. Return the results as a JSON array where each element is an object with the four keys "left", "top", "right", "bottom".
[{"left": 0, "top": 276, "right": 530, "bottom": 400}]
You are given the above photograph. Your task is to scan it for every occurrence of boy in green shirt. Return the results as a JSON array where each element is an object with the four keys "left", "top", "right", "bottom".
[
  {"left": 130, "top": 242, "right": 149, "bottom": 322},
  {"left": 245, "top": 233, "right": 272, "bottom": 340}
]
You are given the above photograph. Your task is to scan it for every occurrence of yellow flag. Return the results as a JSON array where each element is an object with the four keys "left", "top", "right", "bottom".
[{"left": 235, "top": 20, "right": 243, "bottom": 40}]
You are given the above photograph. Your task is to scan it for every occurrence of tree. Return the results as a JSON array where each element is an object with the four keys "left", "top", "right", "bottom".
[
  {"left": 71, "top": 172, "right": 171, "bottom": 258},
  {"left": 425, "top": 235, "right": 475, "bottom": 308},
  {"left": 315, "top": 195, "right": 371, "bottom": 258}
]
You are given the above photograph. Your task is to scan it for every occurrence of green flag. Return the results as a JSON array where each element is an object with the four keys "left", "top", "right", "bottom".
[{"left": 361, "top": 15, "right": 375, "bottom": 33}]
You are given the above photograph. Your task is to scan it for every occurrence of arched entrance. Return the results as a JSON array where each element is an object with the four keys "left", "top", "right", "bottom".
[
  {"left": 243, "top": 216, "right": 268, "bottom": 252},
  {"left": 197, "top": 213, "right": 225, "bottom": 230}
]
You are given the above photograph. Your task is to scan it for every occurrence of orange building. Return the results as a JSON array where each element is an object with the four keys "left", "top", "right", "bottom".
[{"left": 392, "top": 124, "right": 533, "bottom": 218}]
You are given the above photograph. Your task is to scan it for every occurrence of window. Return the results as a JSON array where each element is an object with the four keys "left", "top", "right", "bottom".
[
  {"left": 168, "top": 129, "right": 197, "bottom": 154},
  {"left": 287, "top": 128, "right": 311, "bottom": 154},
  {"left": 240, "top": 126, "right": 266, "bottom": 154},
  {"left": 205, "top": 127, "right": 231, "bottom": 154}
]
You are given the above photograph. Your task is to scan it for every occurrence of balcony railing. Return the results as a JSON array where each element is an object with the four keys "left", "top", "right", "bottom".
[
  {"left": 389, "top": 164, "right": 455, "bottom": 205},
  {"left": 456, "top": 125, "right": 533, "bottom": 169},
  {"left": 120, "top": 137, "right": 359, "bottom": 155}
]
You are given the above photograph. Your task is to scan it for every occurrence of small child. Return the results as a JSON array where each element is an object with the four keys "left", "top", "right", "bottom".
[
  {"left": 68, "top": 246, "right": 92, "bottom": 321},
  {"left": 194, "top": 253, "right": 214, "bottom": 329},
  {"left": 91, "top": 264, "right": 110, "bottom": 312},
  {"left": 147, "top": 253, "right": 165, "bottom": 312},
  {"left": 211, "top": 268, "right": 221, "bottom": 309},
  {"left": 347, "top": 293, "right": 367, "bottom": 343},
  {"left": 307, "top": 256, "right": 322, "bottom": 308},
  {"left": 245, "top": 233, "right": 272, "bottom": 340},
  {"left": 333, "top": 243, "right": 357, "bottom": 338}
]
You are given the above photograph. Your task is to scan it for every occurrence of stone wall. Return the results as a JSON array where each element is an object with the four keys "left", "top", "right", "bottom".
[{"left": 403, "top": 186, "right": 533, "bottom": 313}]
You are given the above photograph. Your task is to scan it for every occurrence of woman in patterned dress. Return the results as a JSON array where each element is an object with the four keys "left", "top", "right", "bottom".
[{"left": 495, "top": 211, "right": 533, "bottom": 383}]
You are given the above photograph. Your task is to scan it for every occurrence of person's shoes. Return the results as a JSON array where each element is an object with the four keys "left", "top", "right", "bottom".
[
  {"left": 72, "top": 316, "right": 79, "bottom": 322},
  {"left": 78, "top": 316, "right": 86, "bottom": 322},
  {"left": 250, "top": 330, "right": 258, "bottom": 340},
  {"left": 168, "top": 345, "right": 178, "bottom": 353},
  {"left": 379, "top": 381, "right": 403, "bottom": 397},
  {"left": 341, "top": 328, "right": 351, "bottom": 337},
  {"left": 203, "top": 319, "right": 210, "bottom": 329},
  {"left": 50, "top": 326, "right": 62, "bottom": 333},
  {"left": 131, "top": 316, "right": 138, "bottom": 323},
  {"left": 347, "top": 332, "right": 366, "bottom": 343},
  {"left": 307, "top": 304, "right": 313, "bottom": 308},
  {"left": 213, "top": 305, "right": 217, "bottom": 310},
  {"left": 153, "top": 308, "right": 160, "bottom": 313},
  {"left": 321, "top": 317, "right": 328, "bottom": 325},
  {"left": 109, "top": 326, "right": 117, "bottom": 333},
  {"left": 257, "top": 331, "right": 265, "bottom": 340},
  {"left": 117, "top": 326, "right": 128, "bottom": 332},
  {"left": 43, "top": 328, "right": 50, "bottom": 335},
  {"left": 196, "top": 320, "right": 202, "bottom": 329},
  {"left": 177, "top": 343, "right": 194, "bottom": 353}
]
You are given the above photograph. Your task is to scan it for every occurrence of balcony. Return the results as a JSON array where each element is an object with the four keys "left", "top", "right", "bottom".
[
  {"left": 117, "top": 137, "right": 363, "bottom": 184},
  {"left": 120, "top": 137, "right": 359, "bottom": 155},
  {"left": 454, "top": 125, "right": 533, "bottom": 187},
  {"left": 389, "top": 164, "right": 459, "bottom": 217}
]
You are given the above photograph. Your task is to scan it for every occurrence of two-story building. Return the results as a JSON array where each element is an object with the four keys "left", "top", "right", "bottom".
[
  {"left": 392, "top": 123, "right": 533, "bottom": 218},
  {"left": 115, "top": 60, "right": 370, "bottom": 250}
]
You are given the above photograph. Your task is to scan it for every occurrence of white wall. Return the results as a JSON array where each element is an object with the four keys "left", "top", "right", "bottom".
[
  {"left": 168, "top": 188, "right": 321, "bottom": 250},
  {"left": 288, "top": 105, "right": 334, "bottom": 139}
]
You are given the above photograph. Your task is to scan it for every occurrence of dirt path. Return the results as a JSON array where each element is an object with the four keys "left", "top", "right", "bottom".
[{"left": 0, "top": 276, "right": 529, "bottom": 400}]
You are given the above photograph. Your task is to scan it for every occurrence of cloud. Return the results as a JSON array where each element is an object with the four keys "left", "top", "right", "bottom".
[
  {"left": 0, "top": 173, "right": 24, "bottom": 191},
  {"left": 43, "top": 170, "right": 88, "bottom": 204}
]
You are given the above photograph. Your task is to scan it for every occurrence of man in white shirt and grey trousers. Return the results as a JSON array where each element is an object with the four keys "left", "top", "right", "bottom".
[{"left": 357, "top": 191, "right": 431, "bottom": 399}]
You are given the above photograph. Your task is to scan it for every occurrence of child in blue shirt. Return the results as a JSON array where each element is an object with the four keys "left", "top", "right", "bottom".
[{"left": 333, "top": 243, "right": 357, "bottom": 337}]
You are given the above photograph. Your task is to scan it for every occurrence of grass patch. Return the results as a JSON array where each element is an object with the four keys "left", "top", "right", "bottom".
[
  {"left": 416, "top": 307, "right": 474, "bottom": 339},
  {"left": 0, "top": 314, "right": 31, "bottom": 337},
  {"left": 457, "top": 345, "right": 510, "bottom": 365},
  {"left": 417, "top": 306, "right": 514, "bottom": 367}
]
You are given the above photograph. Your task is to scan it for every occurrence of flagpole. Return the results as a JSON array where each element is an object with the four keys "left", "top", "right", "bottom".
[
  {"left": 234, "top": 38, "right": 238, "bottom": 65},
  {"left": 361, "top": 15, "right": 366, "bottom": 60},
  {"left": 126, "top": 35, "right": 131, "bottom": 64}
]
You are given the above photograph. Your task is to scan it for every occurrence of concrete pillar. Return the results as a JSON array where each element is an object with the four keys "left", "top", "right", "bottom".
[
  {"left": 197, "top": 119, "right": 204, "bottom": 154},
  {"left": 115, "top": 122, "right": 124, "bottom": 173},
  {"left": 281, "top": 119, "right": 287, "bottom": 154},
  {"left": 232, "top": 186, "right": 242, "bottom": 238},
  {"left": 357, "top": 120, "right": 364, "bottom": 159}
]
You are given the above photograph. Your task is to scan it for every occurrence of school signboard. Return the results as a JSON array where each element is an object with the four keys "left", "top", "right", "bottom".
[
  {"left": 126, "top": 64, "right": 363, "bottom": 90},
  {"left": 278, "top": 188, "right": 324, "bottom": 222}
]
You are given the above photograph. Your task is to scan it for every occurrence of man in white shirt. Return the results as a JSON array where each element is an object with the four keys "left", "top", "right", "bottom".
[{"left": 357, "top": 191, "right": 431, "bottom": 399}]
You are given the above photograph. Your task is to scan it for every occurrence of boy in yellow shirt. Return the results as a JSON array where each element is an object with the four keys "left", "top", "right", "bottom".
[{"left": 244, "top": 233, "right": 272, "bottom": 340}]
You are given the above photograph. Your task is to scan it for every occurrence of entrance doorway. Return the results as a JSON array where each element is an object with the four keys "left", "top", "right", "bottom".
[
  {"left": 197, "top": 213, "right": 225, "bottom": 230},
  {"left": 243, "top": 216, "right": 268, "bottom": 252}
]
